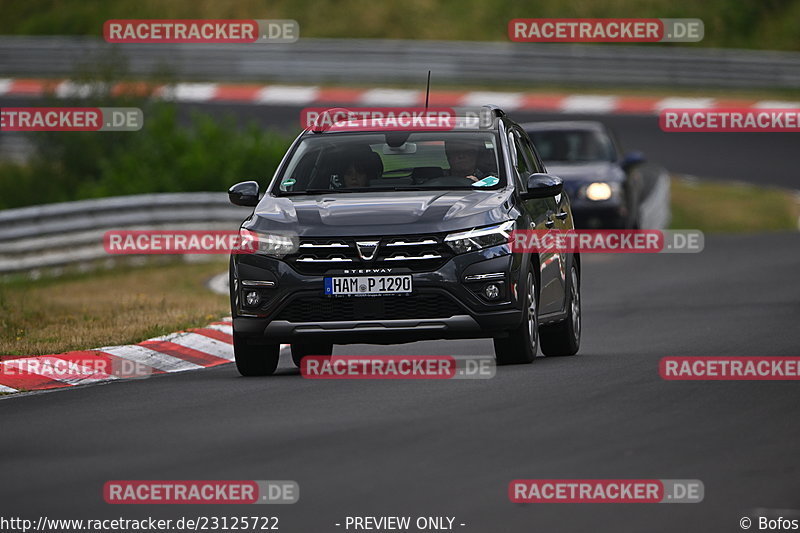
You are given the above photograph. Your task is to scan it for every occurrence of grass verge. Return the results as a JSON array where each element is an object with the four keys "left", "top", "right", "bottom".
[
  {"left": 0, "top": 259, "right": 229, "bottom": 356},
  {"left": 670, "top": 176, "right": 800, "bottom": 233}
]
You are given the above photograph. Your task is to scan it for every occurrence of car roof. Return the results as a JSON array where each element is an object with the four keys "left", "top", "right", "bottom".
[{"left": 520, "top": 121, "right": 608, "bottom": 132}]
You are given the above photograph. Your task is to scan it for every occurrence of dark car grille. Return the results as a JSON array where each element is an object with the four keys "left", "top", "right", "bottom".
[
  {"left": 286, "top": 235, "right": 453, "bottom": 275},
  {"left": 275, "top": 294, "right": 464, "bottom": 322}
]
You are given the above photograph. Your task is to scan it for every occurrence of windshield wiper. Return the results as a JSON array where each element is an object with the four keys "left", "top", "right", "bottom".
[{"left": 281, "top": 188, "right": 358, "bottom": 195}]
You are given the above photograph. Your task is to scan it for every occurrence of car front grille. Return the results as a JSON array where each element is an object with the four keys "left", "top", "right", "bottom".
[
  {"left": 286, "top": 235, "right": 453, "bottom": 274},
  {"left": 274, "top": 294, "right": 464, "bottom": 322}
]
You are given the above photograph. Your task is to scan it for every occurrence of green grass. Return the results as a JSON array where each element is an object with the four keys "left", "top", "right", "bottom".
[
  {"left": 670, "top": 176, "right": 800, "bottom": 233},
  {"left": 0, "top": 260, "right": 229, "bottom": 356},
  {"left": 3, "top": 0, "right": 800, "bottom": 51}
]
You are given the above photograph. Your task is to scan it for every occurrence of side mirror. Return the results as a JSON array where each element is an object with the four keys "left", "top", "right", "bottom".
[
  {"left": 228, "top": 181, "right": 260, "bottom": 207},
  {"left": 523, "top": 173, "right": 564, "bottom": 199},
  {"left": 621, "top": 151, "right": 645, "bottom": 170}
]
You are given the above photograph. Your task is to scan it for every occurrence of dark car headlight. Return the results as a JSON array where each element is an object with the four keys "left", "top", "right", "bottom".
[
  {"left": 444, "top": 221, "right": 514, "bottom": 254},
  {"left": 238, "top": 229, "right": 299, "bottom": 258}
]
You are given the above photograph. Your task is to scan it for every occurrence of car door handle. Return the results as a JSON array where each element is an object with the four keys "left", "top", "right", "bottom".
[
  {"left": 554, "top": 211, "right": 568, "bottom": 220},
  {"left": 545, "top": 219, "right": 555, "bottom": 228}
]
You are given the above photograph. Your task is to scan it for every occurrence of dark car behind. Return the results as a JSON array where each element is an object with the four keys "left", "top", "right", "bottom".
[{"left": 522, "top": 121, "right": 646, "bottom": 229}]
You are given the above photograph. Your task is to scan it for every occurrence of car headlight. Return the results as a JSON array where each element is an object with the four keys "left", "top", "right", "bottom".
[
  {"left": 239, "top": 229, "right": 298, "bottom": 258},
  {"left": 582, "top": 182, "right": 619, "bottom": 201},
  {"left": 444, "top": 221, "right": 514, "bottom": 254}
]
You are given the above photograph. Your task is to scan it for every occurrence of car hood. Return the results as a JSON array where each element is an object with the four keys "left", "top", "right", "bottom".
[{"left": 246, "top": 189, "right": 516, "bottom": 237}]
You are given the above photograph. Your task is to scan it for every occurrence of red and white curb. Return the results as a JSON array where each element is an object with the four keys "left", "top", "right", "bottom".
[
  {"left": 0, "top": 317, "right": 285, "bottom": 395},
  {"left": 1, "top": 78, "right": 798, "bottom": 115}
]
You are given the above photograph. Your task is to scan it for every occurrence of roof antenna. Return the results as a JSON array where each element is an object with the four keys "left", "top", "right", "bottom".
[{"left": 425, "top": 70, "right": 431, "bottom": 109}]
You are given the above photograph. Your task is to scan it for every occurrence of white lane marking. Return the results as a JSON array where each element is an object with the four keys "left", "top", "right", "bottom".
[
  {"left": 160, "top": 83, "right": 218, "bottom": 102},
  {"left": 257, "top": 85, "right": 319, "bottom": 104},
  {"left": 207, "top": 272, "right": 229, "bottom": 295},
  {"left": 55, "top": 81, "right": 95, "bottom": 98},
  {"left": 461, "top": 91, "right": 523, "bottom": 110},
  {"left": 753, "top": 100, "right": 800, "bottom": 109},
  {"left": 0, "top": 79, "right": 11, "bottom": 95},
  {"left": 655, "top": 97, "right": 715, "bottom": 111},
  {"left": 166, "top": 332, "right": 234, "bottom": 361},
  {"left": 360, "top": 88, "right": 420, "bottom": 106},
  {"left": 205, "top": 323, "right": 233, "bottom": 335},
  {"left": 101, "top": 345, "right": 203, "bottom": 372},
  {"left": 560, "top": 95, "right": 618, "bottom": 114}
]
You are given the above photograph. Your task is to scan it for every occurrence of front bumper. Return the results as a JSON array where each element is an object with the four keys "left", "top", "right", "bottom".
[{"left": 231, "top": 245, "right": 524, "bottom": 344}]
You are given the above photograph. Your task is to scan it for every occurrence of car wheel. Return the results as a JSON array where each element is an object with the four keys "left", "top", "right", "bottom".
[
  {"left": 493, "top": 271, "right": 538, "bottom": 365},
  {"left": 539, "top": 262, "right": 581, "bottom": 356},
  {"left": 233, "top": 333, "right": 280, "bottom": 376},
  {"left": 291, "top": 342, "right": 334, "bottom": 367}
]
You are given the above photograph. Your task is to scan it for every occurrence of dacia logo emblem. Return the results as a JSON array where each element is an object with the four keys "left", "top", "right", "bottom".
[{"left": 356, "top": 241, "right": 379, "bottom": 261}]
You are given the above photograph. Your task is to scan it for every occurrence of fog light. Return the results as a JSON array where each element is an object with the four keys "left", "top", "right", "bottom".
[
  {"left": 484, "top": 284, "right": 501, "bottom": 300},
  {"left": 244, "top": 290, "right": 261, "bottom": 307}
]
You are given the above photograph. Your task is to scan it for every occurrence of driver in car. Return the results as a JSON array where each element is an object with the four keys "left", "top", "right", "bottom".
[
  {"left": 337, "top": 147, "right": 384, "bottom": 188},
  {"left": 444, "top": 139, "right": 490, "bottom": 182}
]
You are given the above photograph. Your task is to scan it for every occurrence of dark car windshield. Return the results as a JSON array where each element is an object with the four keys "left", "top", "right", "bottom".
[
  {"left": 528, "top": 129, "right": 616, "bottom": 163},
  {"left": 273, "top": 132, "right": 503, "bottom": 195}
]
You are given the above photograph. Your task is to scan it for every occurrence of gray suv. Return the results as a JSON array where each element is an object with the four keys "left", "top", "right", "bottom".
[{"left": 227, "top": 106, "right": 582, "bottom": 375}]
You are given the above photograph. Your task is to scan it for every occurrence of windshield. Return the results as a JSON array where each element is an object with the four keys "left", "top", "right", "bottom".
[
  {"left": 528, "top": 129, "right": 616, "bottom": 163},
  {"left": 272, "top": 132, "right": 503, "bottom": 194}
]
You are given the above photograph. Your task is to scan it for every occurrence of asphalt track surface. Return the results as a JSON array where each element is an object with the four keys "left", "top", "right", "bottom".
[
  {"left": 2, "top": 233, "right": 799, "bottom": 532},
  {"left": 0, "top": 96, "right": 798, "bottom": 188}
]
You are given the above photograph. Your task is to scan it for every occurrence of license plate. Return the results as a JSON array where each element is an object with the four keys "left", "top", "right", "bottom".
[{"left": 324, "top": 275, "right": 412, "bottom": 296}]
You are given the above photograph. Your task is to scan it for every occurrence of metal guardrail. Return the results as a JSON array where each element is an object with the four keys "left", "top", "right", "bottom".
[
  {"left": 638, "top": 166, "right": 671, "bottom": 231},
  {"left": 1, "top": 36, "right": 799, "bottom": 89},
  {"left": 0, "top": 193, "right": 248, "bottom": 274}
]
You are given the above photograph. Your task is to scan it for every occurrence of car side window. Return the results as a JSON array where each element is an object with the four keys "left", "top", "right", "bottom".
[
  {"left": 510, "top": 131, "right": 533, "bottom": 192},
  {"left": 518, "top": 131, "right": 544, "bottom": 174}
]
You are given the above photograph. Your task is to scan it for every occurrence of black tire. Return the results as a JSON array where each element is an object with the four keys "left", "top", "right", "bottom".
[
  {"left": 291, "top": 342, "right": 334, "bottom": 368},
  {"left": 539, "top": 262, "right": 581, "bottom": 356},
  {"left": 493, "top": 271, "right": 538, "bottom": 365},
  {"left": 233, "top": 333, "right": 280, "bottom": 376}
]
